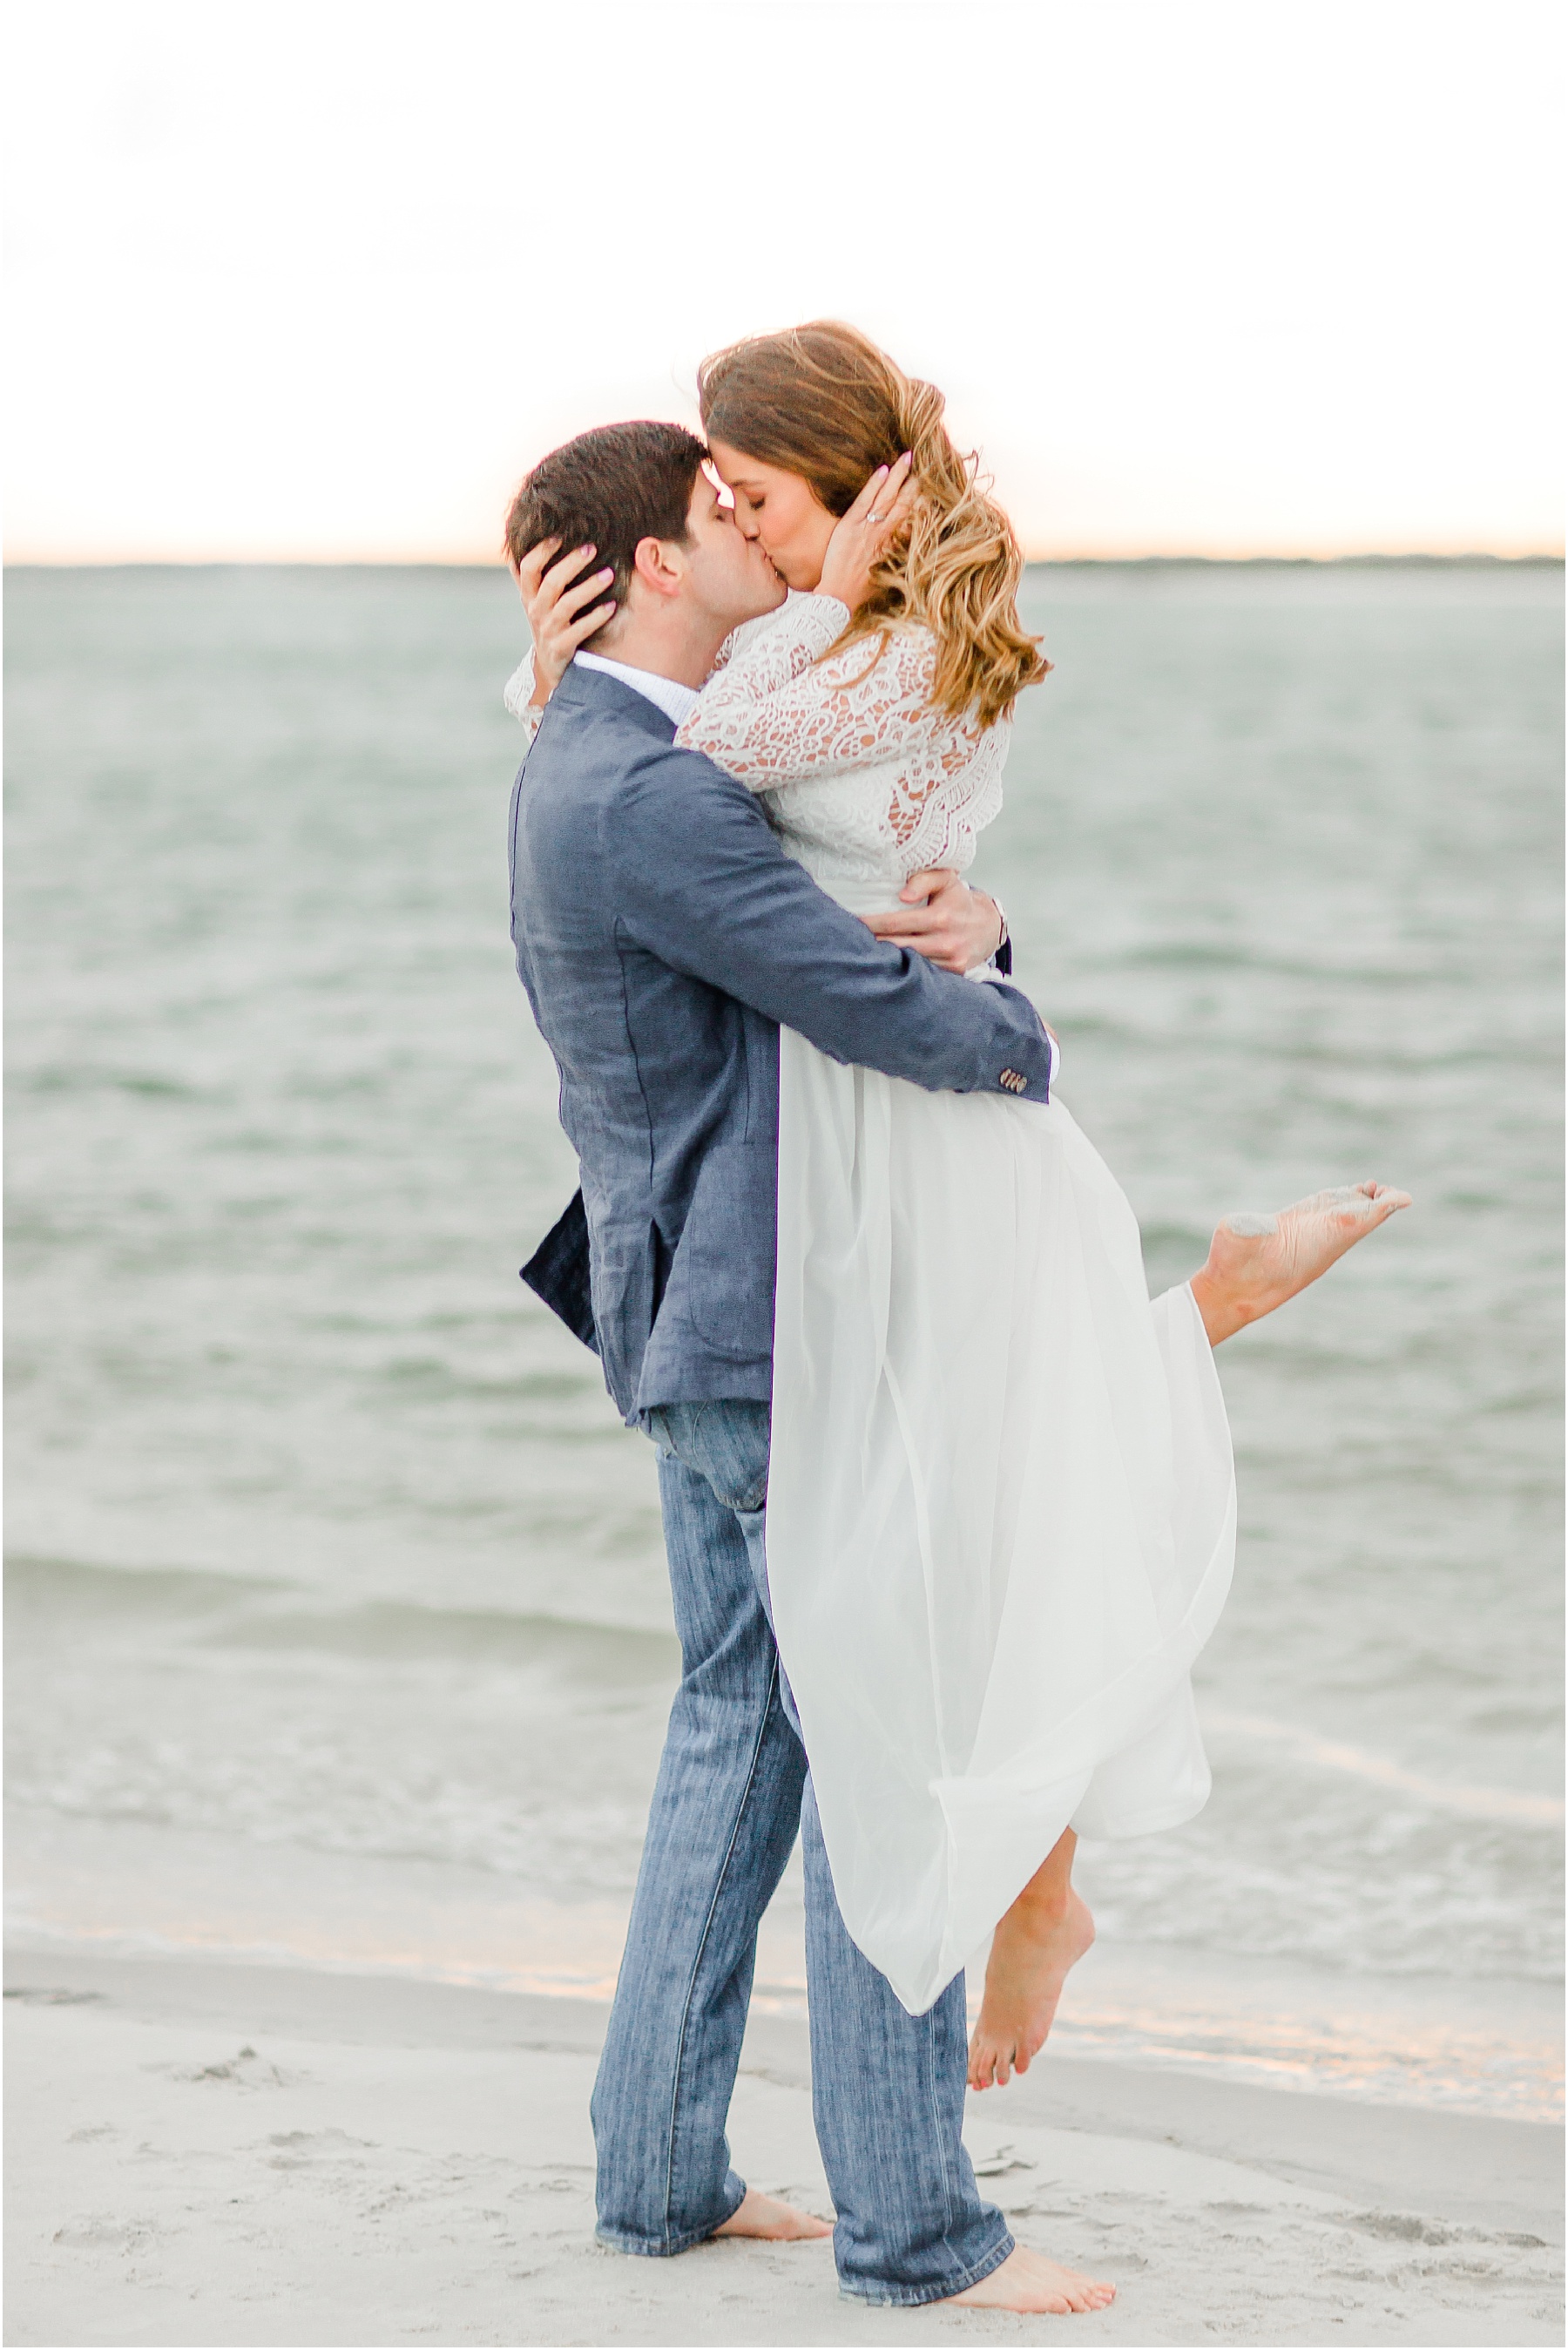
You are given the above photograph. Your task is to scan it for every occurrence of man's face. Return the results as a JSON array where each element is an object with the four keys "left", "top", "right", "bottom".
[{"left": 674, "top": 461, "right": 788, "bottom": 630}]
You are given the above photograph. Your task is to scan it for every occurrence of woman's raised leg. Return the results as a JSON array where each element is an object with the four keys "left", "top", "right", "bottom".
[
  {"left": 967, "top": 1180, "right": 1409, "bottom": 2093},
  {"left": 967, "top": 1827, "right": 1094, "bottom": 2090}
]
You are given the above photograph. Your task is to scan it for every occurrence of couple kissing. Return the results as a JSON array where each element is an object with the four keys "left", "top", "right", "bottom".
[{"left": 504, "top": 320, "right": 1407, "bottom": 2313}]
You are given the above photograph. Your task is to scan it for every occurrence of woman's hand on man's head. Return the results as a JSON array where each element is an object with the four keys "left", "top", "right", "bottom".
[
  {"left": 511, "top": 539, "right": 618, "bottom": 704},
  {"left": 816, "top": 452, "right": 916, "bottom": 612}
]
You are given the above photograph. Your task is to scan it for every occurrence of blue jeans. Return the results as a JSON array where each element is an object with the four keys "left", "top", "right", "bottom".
[{"left": 589, "top": 1398, "right": 1013, "bottom": 2306}]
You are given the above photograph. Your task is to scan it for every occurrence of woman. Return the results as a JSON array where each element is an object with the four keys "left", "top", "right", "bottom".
[{"left": 507, "top": 322, "right": 1408, "bottom": 2090}]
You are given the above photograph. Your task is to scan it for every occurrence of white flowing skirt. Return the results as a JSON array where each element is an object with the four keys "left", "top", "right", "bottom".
[{"left": 766, "top": 1028, "right": 1237, "bottom": 2017}]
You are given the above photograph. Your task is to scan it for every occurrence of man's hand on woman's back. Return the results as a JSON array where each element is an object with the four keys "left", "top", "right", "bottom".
[{"left": 862, "top": 868, "right": 1004, "bottom": 974}]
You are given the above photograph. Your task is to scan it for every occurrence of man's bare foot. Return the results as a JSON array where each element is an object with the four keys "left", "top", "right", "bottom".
[
  {"left": 948, "top": 2245, "right": 1116, "bottom": 2313},
  {"left": 1191, "top": 1181, "right": 1411, "bottom": 1345},
  {"left": 713, "top": 2187, "right": 833, "bottom": 2242},
  {"left": 969, "top": 1886, "right": 1095, "bottom": 2089}
]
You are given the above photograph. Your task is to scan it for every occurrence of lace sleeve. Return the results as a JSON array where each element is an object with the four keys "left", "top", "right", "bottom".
[
  {"left": 676, "top": 599, "right": 983, "bottom": 804},
  {"left": 504, "top": 649, "right": 544, "bottom": 748}
]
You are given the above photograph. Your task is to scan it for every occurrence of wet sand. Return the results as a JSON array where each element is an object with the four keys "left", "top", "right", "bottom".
[{"left": 5, "top": 1941, "right": 1561, "bottom": 2347}]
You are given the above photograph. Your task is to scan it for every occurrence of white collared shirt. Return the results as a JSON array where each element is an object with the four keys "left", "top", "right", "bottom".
[{"left": 575, "top": 649, "right": 700, "bottom": 729}]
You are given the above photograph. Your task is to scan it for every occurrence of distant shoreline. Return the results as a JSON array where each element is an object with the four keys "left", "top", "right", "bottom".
[
  {"left": 5, "top": 551, "right": 1563, "bottom": 573},
  {"left": 1032, "top": 550, "right": 1566, "bottom": 570}
]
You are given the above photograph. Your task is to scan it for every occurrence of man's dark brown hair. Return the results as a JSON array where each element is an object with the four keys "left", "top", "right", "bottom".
[{"left": 504, "top": 421, "right": 708, "bottom": 611}]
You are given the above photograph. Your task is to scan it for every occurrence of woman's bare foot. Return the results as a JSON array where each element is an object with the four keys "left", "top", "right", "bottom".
[
  {"left": 1190, "top": 1180, "right": 1411, "bottom": 1345},
  {"left": 947, "top": 2245, "right": 1116, "bottom": 2313},
  {"left": 969, "top": 1885, "right": 1095, "bottom": 2090},
  {"left": 713, "top": 2187, "right": 833, "bottom": 2241}
]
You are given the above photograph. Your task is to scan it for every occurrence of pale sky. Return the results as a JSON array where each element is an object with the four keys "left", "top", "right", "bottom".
[{"left": 4, "top": 0, "right": 1563, "bottom": 560}]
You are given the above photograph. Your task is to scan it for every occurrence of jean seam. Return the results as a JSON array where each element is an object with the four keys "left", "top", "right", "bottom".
[
  {"left": 840, "top": 1981, "right": 1001, "bottom": 2310},
  {"left": 928, "top": 1999, "right": 959, "bottom": 2241},
  {"left": 659, "top": 1645, "right": 781, "bottom": 2245}
]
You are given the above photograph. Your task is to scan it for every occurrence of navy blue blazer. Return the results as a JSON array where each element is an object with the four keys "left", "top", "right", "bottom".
[{"left": 508, "top": 661, "right": 1053, "bottom": 1424}]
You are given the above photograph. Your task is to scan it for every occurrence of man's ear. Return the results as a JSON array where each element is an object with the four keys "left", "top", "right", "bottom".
[{"left": 630, "top": 534, "right": 686, "bottom": 600}]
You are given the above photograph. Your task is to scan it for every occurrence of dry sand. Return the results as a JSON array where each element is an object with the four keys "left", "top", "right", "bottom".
[{"left": 4, "top": 1940, "right": 1561, "bottom": 2347}]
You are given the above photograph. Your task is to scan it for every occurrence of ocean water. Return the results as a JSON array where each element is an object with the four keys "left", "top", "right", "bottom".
[{"left": 6, "top": 560, "right": 1562, "bottom": 2118}]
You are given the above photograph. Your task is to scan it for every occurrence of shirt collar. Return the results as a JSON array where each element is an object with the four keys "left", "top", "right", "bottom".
[{"left": 574, "top": 649, "right": 700, "bottom": 729}]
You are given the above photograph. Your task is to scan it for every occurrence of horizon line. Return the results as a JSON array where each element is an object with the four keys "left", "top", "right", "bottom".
[{"left": 5, "top": 547, "right": 1564, "bottom": 571}]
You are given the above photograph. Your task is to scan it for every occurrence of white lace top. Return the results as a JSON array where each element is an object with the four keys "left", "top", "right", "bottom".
[{"left": 504, "top": 592, "right": 1008, "bottom": 916}]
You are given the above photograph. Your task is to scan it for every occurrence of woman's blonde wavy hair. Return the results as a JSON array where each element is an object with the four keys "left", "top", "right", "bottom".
[{"left": 698, "top": 320, "right": 1049, "bottom": 730}]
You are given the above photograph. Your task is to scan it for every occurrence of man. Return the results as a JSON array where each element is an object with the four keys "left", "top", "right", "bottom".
[{"left": 504, "top": 420, "right": 1109, "bottom": 2314}]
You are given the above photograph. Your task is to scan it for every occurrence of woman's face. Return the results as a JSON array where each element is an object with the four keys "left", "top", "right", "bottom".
[{"left": 706, "top": 441, "right": 837, "bottom": 592}]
